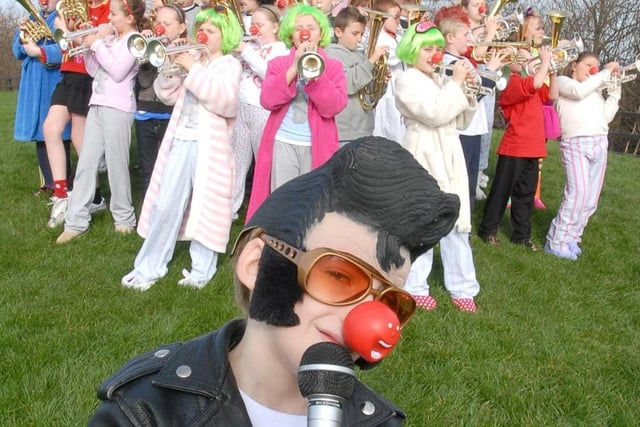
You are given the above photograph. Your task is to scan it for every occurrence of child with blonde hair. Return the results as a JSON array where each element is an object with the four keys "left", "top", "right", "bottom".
[
  {"left": 435, "top": 5, "right": 504, "bottom": 213},
  {"left": 231, "top": 4, "right": 288, "bottom": 217},
  {"left": 134, "top": 3, "right": 187, "bottom": 200},
  {"left": 371, "top": 0, "right": 405, "bottom": 143}
]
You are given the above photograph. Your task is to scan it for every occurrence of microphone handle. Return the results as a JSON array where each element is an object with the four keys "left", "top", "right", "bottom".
[{"left": 306, "top": 393, "right": 344, "bottom": 427}]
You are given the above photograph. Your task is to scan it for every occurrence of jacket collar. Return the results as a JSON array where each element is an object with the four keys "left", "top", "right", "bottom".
[{"left": 153, "top": 319, "right": 246, "bottom": 399}]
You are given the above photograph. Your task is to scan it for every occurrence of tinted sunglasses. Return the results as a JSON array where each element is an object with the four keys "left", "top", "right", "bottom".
[{"left": 260, "top": 233, "right": 417, "bottom": 327}]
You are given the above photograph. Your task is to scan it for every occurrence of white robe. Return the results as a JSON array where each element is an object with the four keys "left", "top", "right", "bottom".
[{"left": 395, "top": 67, "right": 477, "bottom": 233}]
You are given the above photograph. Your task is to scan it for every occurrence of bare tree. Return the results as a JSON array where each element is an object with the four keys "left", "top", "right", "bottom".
[
  {"left": 0, "top": 5, "right": 27, "bottom": 90},
  {"left": 539, "top": 0, "right": 640, "bottom": 63},
  {"left": 536, "top": 0, "right": 640, "bottom": 151}
]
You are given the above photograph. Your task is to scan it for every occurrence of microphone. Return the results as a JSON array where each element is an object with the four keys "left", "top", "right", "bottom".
[{"left": 298, "top": 342, "right": 356, "bottom": 427}]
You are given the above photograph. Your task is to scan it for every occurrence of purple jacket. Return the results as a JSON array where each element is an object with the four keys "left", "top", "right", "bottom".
[{"left": 246, "top": 47, "right": 347, "bottom": 221}]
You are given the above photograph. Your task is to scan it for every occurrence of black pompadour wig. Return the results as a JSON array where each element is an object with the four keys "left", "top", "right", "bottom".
[{"left": 237, "top": 136, "right": 460, "bottom": 326}]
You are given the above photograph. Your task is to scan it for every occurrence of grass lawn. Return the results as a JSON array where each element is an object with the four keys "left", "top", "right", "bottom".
[{"left": 1, "top": 89, "right": 639, "bottom": 426}]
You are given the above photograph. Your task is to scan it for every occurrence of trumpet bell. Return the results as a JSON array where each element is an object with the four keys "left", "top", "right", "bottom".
[
  {"left": 54, "top": 24, "right": 113, "bottom": 56},
  {"left": 54, "top": 28, "right": 69, "bottom": 50},
  {"left": 298, "top": 51, "right": 325, "bottom": 80},
  {"left": 147, "top": 41, "right": 211, "bottom": 77},
  {"left": 146, "top": 40, "right": 167, "bottom": 67},
  {"left": 127, "top": 33, "right": 149, "bottom": 58}
]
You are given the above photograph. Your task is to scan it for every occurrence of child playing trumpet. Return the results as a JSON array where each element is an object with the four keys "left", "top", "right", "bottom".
[
  {"left": 121, "top": 5, "right": 243, "bottom": 290},
  {"left": 134, "top": 3, "right": 188, "bottom": 200},
  {"left": 477, "top": 10, "right": 558, "bottom": 250},
  {"left": 246, "top": 4, "right": 347, "bottom": 220},
  {"left": 231, "top": 4, "right": 288, "bottom": 219},
  {"left": 57, "top": 0, "right": 145, "bottom": 244},
  {"left": 545, "top": 53, "right": 621, "bottom": 260},
  {"left": 395, "top": 20, "right": 481, "bottom": 312}
]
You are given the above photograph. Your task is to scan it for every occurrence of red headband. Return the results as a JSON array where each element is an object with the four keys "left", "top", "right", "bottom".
[{"left": 122, "top": 0, "right": 134, "bottom": 17}]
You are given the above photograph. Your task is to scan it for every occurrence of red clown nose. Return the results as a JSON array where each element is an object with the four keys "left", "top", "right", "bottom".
[
  {"left": 478, "top": 4, "right": 486, "bottom": 14},
  {"left": 196, "top": 31, "right": 208, "bottom": 44},
  {"left": 299, "top": 28, "right": 311, "bottom": 41},
  {"left": 277, "top": 0, "right": 286, "bottom": 8},
  {"left": 343, "top": 301, "right": 401, "bottom": 363},
  {"left": 431, "top": 51, "right": 443, "bottom": 64},
  {"left": 154, "top": 24, "right": 166, "bottom": 36},
  {"left": 589, "top": 66, "right": 599, "bottom": 75},
  {"left": 250, "top": 24, "right": 259, "bottom": 36}
]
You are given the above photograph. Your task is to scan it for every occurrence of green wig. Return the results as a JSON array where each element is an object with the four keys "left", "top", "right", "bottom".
[
  {"left": 194, "top": 6, "right": 242, "bottom": 55},
  {"left": 396, "top": 23, "right": 445, "bottom": 66},
  {"left": 278, "top": 4, "right": 332, "bottom": 49}
]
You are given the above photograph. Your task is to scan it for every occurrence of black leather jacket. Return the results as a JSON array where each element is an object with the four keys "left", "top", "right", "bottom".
[{"left": 88, "top": 319, "right": 406, "bottom": 426}]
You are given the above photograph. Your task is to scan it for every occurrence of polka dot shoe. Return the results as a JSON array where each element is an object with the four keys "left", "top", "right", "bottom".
[
  {"left": 451, "top": 298, "right": 477, "bottom": 313},
  {"left": 414, "top": 295, "right": 437, "bottom": 311}
]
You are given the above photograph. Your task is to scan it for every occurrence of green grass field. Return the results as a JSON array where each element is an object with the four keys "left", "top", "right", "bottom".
[{"left": 1, "top": 89, "right": 639, "bottom": 426}]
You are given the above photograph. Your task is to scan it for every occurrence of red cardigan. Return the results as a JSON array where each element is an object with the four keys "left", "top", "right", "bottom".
[{"left": 497, "top": 73, "right": 550, "bottom": 158}]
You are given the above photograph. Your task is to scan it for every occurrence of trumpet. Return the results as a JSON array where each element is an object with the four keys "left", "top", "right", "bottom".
[
  {"left": 358, "top": 7, "right": 392, "bottom": 111},
  {"left": 524, "top": 35, "right": 584, "bottom": 76},
  {"left": 298, "top": 49, "right": 325, "bottom": 80},
  {"left": 433, "top": 63, "right": 506, "bottom": 97},
  {"left": 127, "top": 32, "right": 169, "bottom": 62},
  {"left": 471, "top": 41, "right": 532, "bottom": 64},
  {"left": 15, "top": 0, "right": 55, "bottom": 43},
  {"left": 54, "top": 24, "right": 114, "bottom": 56},
  {"left": 602, "top": 55, "right": 640, "bottom": 90},
  {"left": 147, "top": 39, "right": 210, "bottom": 77},
  {"left": 296, "top": 29, "right": 324, "bottom": 81},
  {"left": 469, "top": 0, "right": 521, "bottom": 43},
  {"left": 470, "top": 67, "right": 508, "bottom": 94}
]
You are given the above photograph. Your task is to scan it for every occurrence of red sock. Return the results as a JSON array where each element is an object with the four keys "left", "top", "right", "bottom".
[{"left": 53, "top": 180, "right": 68, "bottom": 198}]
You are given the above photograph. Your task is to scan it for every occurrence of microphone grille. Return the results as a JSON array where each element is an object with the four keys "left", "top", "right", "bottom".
[{"left": 298, "top": 342, "right": 356, "bottom": 400}]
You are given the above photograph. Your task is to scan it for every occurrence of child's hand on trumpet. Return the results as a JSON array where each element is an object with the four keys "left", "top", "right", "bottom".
[
  {"left": 452, "top": 58, "right": 473, "bottom": 86},
  {"left": 174, "top": 50, "right": 197, "bottom": 72}
]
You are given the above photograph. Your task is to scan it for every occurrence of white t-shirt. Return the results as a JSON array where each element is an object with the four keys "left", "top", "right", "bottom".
[{"left": 240, "top": 389, "right": 307, "bottom": 427}]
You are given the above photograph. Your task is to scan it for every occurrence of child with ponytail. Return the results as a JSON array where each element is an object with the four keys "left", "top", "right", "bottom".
[
  {"left": 57, "top": 0, "right": 145, "bottom": 243},
  {"left": 545, "top": 53, "right": 621, "bottom": 259}
]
